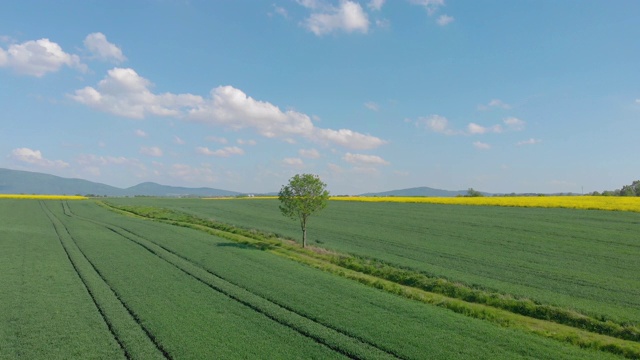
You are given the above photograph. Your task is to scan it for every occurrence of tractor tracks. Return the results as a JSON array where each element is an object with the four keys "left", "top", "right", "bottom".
[{"left": 61, "top": 200, "right": 404, "bottom": 360}]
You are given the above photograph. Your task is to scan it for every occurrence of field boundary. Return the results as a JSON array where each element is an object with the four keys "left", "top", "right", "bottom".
[{"left": 99, "top": 200, "right": 640, "bottom": 359}]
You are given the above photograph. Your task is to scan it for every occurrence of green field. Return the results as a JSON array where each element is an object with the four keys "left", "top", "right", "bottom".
[
  {"left": 106, "top": 198, "right": 640, "bottom": 326},
  {"left": 1, "top": 198, "right": 630, "bottom": 359}
]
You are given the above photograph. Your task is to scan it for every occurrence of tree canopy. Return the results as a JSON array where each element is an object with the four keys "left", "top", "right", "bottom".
[{"left": 278, "top": 174, "right": 330, "bottom": 248}]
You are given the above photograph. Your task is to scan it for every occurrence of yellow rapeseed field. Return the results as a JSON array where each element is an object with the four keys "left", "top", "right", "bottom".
[
  {"left": 0, "top": 194, "right": 87, "bottom": 200},
  {"left": 330, "top": 196, "right": 640, "bottom": 213}
]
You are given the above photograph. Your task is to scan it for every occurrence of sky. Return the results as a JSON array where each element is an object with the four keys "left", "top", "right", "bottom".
[{"left": 1, "top": 0, "right": 639, "bottom": 195}]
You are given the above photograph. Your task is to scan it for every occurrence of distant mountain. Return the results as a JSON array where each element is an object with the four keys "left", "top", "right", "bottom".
[
  {"left": 361, "top": 186, "right": 489, "bottom": 197},
  {"left": 125, "top": 182, "right": 238, "bottom": 197},
  {"left": 0, "top": 168, "right": 239, "bottom": 197}
]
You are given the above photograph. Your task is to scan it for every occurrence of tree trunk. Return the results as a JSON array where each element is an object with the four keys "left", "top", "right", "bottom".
[{"left": 302, "top": 227, "right": 307, "bottom": 248}]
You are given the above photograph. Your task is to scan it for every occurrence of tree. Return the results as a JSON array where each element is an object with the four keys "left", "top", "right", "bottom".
[
  {"left": 466, "top": 188, "right": 484, "bottom": 197},
  {"left": 278, "top": 174, "right": 330, "bottom": 248}
]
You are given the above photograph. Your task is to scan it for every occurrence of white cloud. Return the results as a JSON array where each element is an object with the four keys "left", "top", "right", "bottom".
[
  {"left": 416, "top": 115, "right": 456, "bottom": 135},
  {"left": 517, "top": 138, "right": 541, "bottom": 146},
  {"left": 271, "top": 5, "right": 289, "bottom": 18},
  {"left": 0, "top": 38, "right": 85, "bottom": 77},
  {"left": 436, "top": 14, "right": 454, "bottom": 26},
  {"left": 134, "top": 129, "right": 148, "bottom": 137},
  {"left": 343, "top": 152, "right": 390, "bottom": 166},
  {"left": 467, "top": 122, "right": 503, "bottom": 134},
  {"left": 313, "top": 128, "right": 387, "bottom": 149},
  {"left": 409, "top": 0, "right": 445, "bottom": 15},
  {"left": 368, "top": 0, "right": 385, "bottom": 11},
  {"left": 304, "top": 1, "right": 370, "bottom": 36},
  {"left": 73, "top": 68, "right": 386, "bottom": 150},
  {"left": 140, "top": 146, "right": 163, "bottom": 157},
  {"left": 364, "top": 101, "right": 380, "bottom": 111},
  {"left": 296, "top": 0, "right": 324, "bottom": 9},
  {"left": 190, "top": 85, "right": 315, "bottom": 137},
  {"left": 467, "top": 118, "right": 524, "bottom": 135},
  {"left": 504, "top": 117, "right": 525, "bottom": 131},
  {"left": 473, "top": 141, "right": 491, "bottom": 150},
  {"left": 635, "top": 99, "right": 640, "bottom": 104},
  {"left": 478, "top": 99, "right": 511, "bottom": 111},
  {"left": 75, "top": 154, "right": 146, "bottom": 177},
  {"left": 10, "top": 148, "right": 70, "bottom": 168},
  {"left": 196, "top": 146, "right": 244, "bottom": 157},
  {"left": 237, "top": 139, "right": 257, "bottom": 146},
  {"left": 299, "top": 148, "right": 321, "bottom": 159},
  {"left": 70, "top": 67, "right": 204, "bottom": 119},
  {"left": 77, "top": 154, "right": 140, "bottom": 166},
  {"left": 169, "top": 163, "right": 217, "bottom": 183},
  {"left": 283, "top": 157, "right": 304, "bottom": 167},
  {"left": 84, "top": 32, "right": 126, "bottom": 63},
  {"left": 206, "top": 136, "right": 228, "bottom": 144},
  {"left": 174, "top": 136, "right": 185, "bottom": 145}
]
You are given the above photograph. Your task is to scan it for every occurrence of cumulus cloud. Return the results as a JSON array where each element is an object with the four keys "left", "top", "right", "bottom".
[
  {"left": 237, "top": 139, "right": 257, "bottom": 146},
  {"left": 304, "top": 1, "right": 370, "bottom": 35},
  {"left": 72, "top": 68, "right": 386, "bottom": 150},
  {"left": 473, "top": 141, "right": 491, "bottom": 150},
  {"left": 271, "top": 5, "right": 289, "bottom": 18},
  {"left": 436, "top": 14, "right": 454, "bottom": 26},
  {"left": 467, "top": 118, "right": 524, "bottom": 135},
  {"left": 0, "top": 38, "right": 85, "bottom": 77},
  {"left": 299, "top": 148, "right": 321, "bottom": 159},
  {"left": 409, "top": 0, "right": 445, "bottom": 15},
  {"left": 504, "top": 117, "right": 525, "bottom": 131},
  {"left": 478, "top": 99, "right": 511, "bottom": 111},
  {"left": 84, "top": 32, "right": 126, "bottom": 63},
  {"left": 169, "top": 163, "right": 216, "bottom": 183},
  {"left": 76, "top": 154, "right": 146, "bottom": 177},
  {"left": 517, "top": 138, "right": 541, "bottom": 146},
  {"left": 343, "top": 152, "right": 390, "bottom": 166},
  {"left": 416, "top": 115, "right": 456, "bottom": 135},
  {"left": 467, "top": 122, "right": 502, "bottom": 134},
  {"left": 9, "top": 148, "right": 69, "bottom": 168},
  {"left": 70, "top": 67, "right": 204, "bottom": 119},
  {"left": 134, "top": 129, "right": 148, "bottom": 137},
  {"left": 368, "top": 0, "right": 385, "bottom": 11},
  {"left": 174, "top": 136, "right": 185, "bottom": 145},
  {"left": 364, "top": 101, "right": 380, "bottom": 111},
  {"left": 283, "top": 157, "right": 304, "bottom": 167},
  {"left": 140, "top": 146, "right": 163, "bottom": 157},
  {"left": 196, "top": 146, "right": 244, "bottom": 157},
  {"left": 206, "top": 136, "right": 228, "bottom": 144},
  {"left": 314, "top": 128, "right": 386, "bottom": 149}
]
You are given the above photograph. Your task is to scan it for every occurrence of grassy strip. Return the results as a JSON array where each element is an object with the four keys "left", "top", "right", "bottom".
[
  {"left": 42, "top": 202, "right": 167, "bottom": 360},
  {"left": 100, "top": 201, "right": 640, "bottom": 359}
]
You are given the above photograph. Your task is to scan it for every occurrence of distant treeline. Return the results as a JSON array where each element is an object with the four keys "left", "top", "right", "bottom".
[{"left": 590, "top": 180, "right": 640, "bottom": 196}]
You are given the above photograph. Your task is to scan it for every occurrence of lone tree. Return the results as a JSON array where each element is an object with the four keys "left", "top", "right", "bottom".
[{"left": 278, "top": 173, "right": 330, "bottom": 248}]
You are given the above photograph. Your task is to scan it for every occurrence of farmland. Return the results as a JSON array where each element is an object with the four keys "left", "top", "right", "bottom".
[
  {"left": 107, "top": 198, "right": 640, "bottom": 326},
  {"left": 0, "top": 198, "right": 637, "bottom": 359}
]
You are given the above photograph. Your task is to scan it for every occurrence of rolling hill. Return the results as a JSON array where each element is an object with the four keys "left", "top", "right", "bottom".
[
  {"left": 0, "top": 168, "right": 239, "bottom": 197},
  {"left": 360, "top": 186, "right": 490, "bottom": 197}
]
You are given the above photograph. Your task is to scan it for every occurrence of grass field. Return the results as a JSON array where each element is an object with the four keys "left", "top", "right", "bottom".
[
  {"left": 0, "top": 198, "right": 627, "bottom": 359},
  {"left": 106, "top": 197, "right": 640, "bottom": 329}
]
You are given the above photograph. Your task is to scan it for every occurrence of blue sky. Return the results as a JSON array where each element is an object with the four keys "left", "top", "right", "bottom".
[{"left": 1, "top": 0, "right": 639, "bottom": 195}]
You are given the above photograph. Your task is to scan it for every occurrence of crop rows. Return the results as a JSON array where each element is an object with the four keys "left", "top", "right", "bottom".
[
  {"left": 106, "top": 198, "right": 640, "bottom": 327},
  {"left": 0, "top": 200, "right": 123, "bottom": 359},
  {"left": 67, "top": 200, "right": 620, "bottom": 359},
  {"left": 0, "top": 199, "right": 626, "bottom": 359}
]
